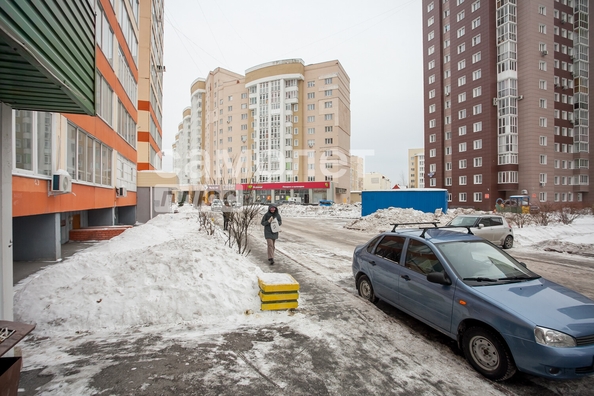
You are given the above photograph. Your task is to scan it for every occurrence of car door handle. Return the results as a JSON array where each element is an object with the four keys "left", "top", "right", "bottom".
[
  {"left": 369, "top": 260, "right": 376, "bottom": 266},
  {"left": 401, "top": 274, "right": 411, "bottom": 281}
]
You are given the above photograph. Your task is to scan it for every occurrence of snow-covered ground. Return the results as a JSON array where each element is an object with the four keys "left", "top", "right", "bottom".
[{"left": 12, "top": 203, "right": 594, "bottom": 394}]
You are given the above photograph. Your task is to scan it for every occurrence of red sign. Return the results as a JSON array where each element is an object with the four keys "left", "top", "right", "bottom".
[{"left": 236, "top": 181, "right": 330, "bottom": 190}]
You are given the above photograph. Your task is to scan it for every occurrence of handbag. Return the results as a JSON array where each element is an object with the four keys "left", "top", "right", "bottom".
[{"left": 270, "top": 217, "right": 281, "bottom": 233}]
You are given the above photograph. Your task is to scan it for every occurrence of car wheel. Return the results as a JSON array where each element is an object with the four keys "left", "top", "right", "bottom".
[
  {"left": 462, "top": 326, "right": 516, "bottom": 381},
  {"left": 503, "top": 235, "right": 513, "bottom": 249},
  {"left": 357, "top": 275, "right": 378, "bottom": 303}
]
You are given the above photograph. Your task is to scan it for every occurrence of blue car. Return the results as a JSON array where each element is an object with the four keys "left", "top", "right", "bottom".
[
  {"left": 352, "top": 224, "right": 594, "bottom": 381},
  {"left": 319, "top": 200, "right": 334, "bottom": 207}
]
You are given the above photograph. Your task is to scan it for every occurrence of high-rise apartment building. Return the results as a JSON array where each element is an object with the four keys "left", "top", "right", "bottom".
[
  {"left": 137, "top": 0, "right": 164, "bottom": 171},
  {"left": 423, "top": 0, "right": 591, "bottom": 210},
  {"left": 174, "top": 59, "right": 351, "bottom": 204},
  {"left": 408, "top": 148, "right": 425, "bottom": 188},
  {"left": 6, "top": 0, "right": 164, "bottom": 262},
  {"left": 350, "top": 155, "right": 364, "bottom": 191}
]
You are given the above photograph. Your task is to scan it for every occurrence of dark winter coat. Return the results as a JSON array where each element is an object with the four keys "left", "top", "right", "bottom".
[{"left": 261, "top": 205, "right": 282, "bottom": 240}]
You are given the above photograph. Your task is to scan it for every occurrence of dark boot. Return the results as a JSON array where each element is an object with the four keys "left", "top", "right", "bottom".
[{"left": 268, "top": 258, "right": 274, "bottom": 265}]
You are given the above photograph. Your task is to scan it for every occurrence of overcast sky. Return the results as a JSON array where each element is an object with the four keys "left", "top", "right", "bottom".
[{"left": 161, "top": 0, "right": 423, "bottom": 186}]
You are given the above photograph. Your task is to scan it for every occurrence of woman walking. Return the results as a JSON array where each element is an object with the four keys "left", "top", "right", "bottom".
[{"left": 261, "top": 205, "right": 282, "bottom": 265}]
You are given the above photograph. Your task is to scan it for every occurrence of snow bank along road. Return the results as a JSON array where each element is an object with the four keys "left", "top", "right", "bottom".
[{"left": 273, "top": 216, "right": 594, "bottom": 395}]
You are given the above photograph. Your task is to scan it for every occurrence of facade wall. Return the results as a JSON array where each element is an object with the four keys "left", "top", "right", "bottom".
[
  {"left": 408, "top": 148, "right": 425, "bottom": 188},
  {"left": 423, "top": 0, "right": 591, "bottom": 209}
]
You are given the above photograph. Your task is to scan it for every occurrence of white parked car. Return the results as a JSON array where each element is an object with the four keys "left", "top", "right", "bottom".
[{"left": 446, "top": 214, "right": 514, "bottom": 249}]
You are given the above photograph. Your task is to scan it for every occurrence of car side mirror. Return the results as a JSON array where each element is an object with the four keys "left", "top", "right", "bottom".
[
  {"left": 427, "top": 272, "right": 452, "bottom": 286},
  {"left": 477, "top": 224, "right": 484, "bottom": 229}
]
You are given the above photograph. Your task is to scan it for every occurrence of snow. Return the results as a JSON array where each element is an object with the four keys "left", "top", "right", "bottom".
[{"left": 12, "top": 203, "right": 594, "bottom": 393}]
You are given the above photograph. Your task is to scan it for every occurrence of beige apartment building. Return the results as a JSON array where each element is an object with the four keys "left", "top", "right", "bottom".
[
  {"left": 350, "top": 155, "right": 364, "bottom": 191},
  {"left": 423, "top": 0, "right": 592, "bottom": 210},
  {"left": 363, "top": 172, "right": 392, "bottom": 190},
  {"left": 174, "top": 59, "right": 351, "bottom": 204},
  {"left": 408, "top": 148, "right": 425, "bottom": 188}
]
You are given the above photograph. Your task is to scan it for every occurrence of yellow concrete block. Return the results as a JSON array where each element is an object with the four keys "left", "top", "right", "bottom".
[
  {"left": 259, "top": 289, "right": 299, "bottom": 302},
  {"left": 261, "top": 300, "right": 299, "bottom": 311},
  {"left": 257, "top": 273, "right": 299, "bottom": 293}
]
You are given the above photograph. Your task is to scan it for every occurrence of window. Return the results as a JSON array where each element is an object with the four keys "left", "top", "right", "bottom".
[
  {"left": 428, "top": 45, "right": 435, "bottom": 55},
  {"left": 457, "top": 10, "right": 465, "bottom": 22},
  {"left": 538, "top": 5, "right": 546, "bottom": 15},
  {"left": 325, "top": 126, "right": 333, "bottom": 133},
  {"left": 324, "top": 138, "right": 333, "bottom": 144},
  {"left": 474, "top": 157, "right": 482, "bottom": 167},
  {"left": 457, "top": 26, "right": 465, "bottom": 38},
  {"left": 539, "top": 99, "right": 547, "bottom": 108},
  {"left": 474, "top": 174, "right": 482, "bottom": 184},
  {"left": 540, "top": 154, "right": 547, "bottom": 164},
  {"left": 539, "top": 117, "right": 547, "bottom": 127},
  {"left": 307, "top": 92, "right": 315, "bottom": 99},
  {"left": 428, "top": 30, "right": 435, "bottom": 41},
  {"left": 325, "top": 90, "right": 333, "bottom": 96},
  {"left": 459, "top": 126, "right": 467, "bottom": 135},
  {"left": 459, "top": 176, "right": 467, "bottom": 185},
  {"left": 445, "top": 146, "right": 452, "bottom": 155},
  {"left": 308, "top": 128, "right": 315, "bottom": 134},
  {"left": 324, "top": 101, "right": 333, "bottom": 108},
  {"left": 472, "top": 34, "right": 481, "bottom": 46},
  {"left": 457, "top": 43, "right": 466, "bottom": 54},
  {"left": 539, "top": 61, "right": 547, "bottom": 71},
  {"left": 445, "top": 177, "right": 452, "bottom": 186},
  {"left": 471, "top": 0, "right": 480, "bottom": 12},
  {"left": 473, "top": 86, "right": 481, "bottom": 97},
  {"left": 472, "top": 69, "right": 481, "bottom": 80},
  {"left": 307, "top": 81, "right": 315, "bottom": 87},
  {"left": 458, "top": 92, "right": 466, "bottom": 103},
  {"left": 446, "top": 162, "right": 452, "bottom": 171},
  {"left": 472, "top": 51, "right": 481, "bottom": 63},
  {"left": 307, "top": 104, "right": 315, "bottom": 110},
  {"left": 427, "top": 1, "right": 434, "bottom": 12},
  {"left": 324, "top": 77, "right": 333, "bottom": 84},
  {"left": 428, "top": 16, "right": 435, "bottom": 26},
  {"left": 430, "top": 148, "right": 436, "bottom": 157},
  {"left": 13, "top": 111, "right": 53, "bottom": 176},
  {"left": 459, "top": 159, "right": 467, "bottom": 169},
  {"left": 539, "top": 24, "right": 546, "bottom": 34},
  {"left": 473, "top": 139, "right": 482, "bottom": 149},
  {"left": 458, "top": 109, "right": 466, "bottom": 119},
  {"left": 429, "top": 104, "right": 436, "bottom": 113},
  {"left": 96, "top": 5, "right": 114, "bottom": 65},
  {"left": 429, "top": 89, "right": 436, "bottom": 99},
  {"left": 458, "top": 76, "right": 466, "bottom": 86},
  {"left": 473, "top": 104, "right": 482, "bottom": 115},
  {"left": 324, "top": 114, "right": 333, "bottom": 121},
  {"left": 539, "top": 136, "right": 547, "bottom": 146},
  {"left": 429, "top": 74, "right": 436, "bottom": 84},
  {"left": 459, "top": 142, "right": 467, "bottom": 152},
  {"left": 472, "top": 17, "right": 480, "bottom": 29},
  {"left": 473, "top": 192, "right": 482, "bottom": 202},
  {"left": 458, "top": 59, "right": 466, "bottom": 70},
  {"left": 539, "top": 80, "right": 547, "bottom": 90},
  {"left": 429, "top": 119, "right": 436, "bottom": 128},
  {"left": 428, "top": 60, "right": 436, "bottom": 70},
  {"left": 473, "top": 121, "right": 482, "bottom": 132},
  {"left": 429, "top": 134, "right": 436, "bottom": 143},
  {"left": 67, "top": 121, "right": 113, "bottom": 185},
  {"left": 96, "top": 71, "right": 113, "bottom": 125},
  {"left": 308, "top": 116, "right": 315, "bottom": 122}
]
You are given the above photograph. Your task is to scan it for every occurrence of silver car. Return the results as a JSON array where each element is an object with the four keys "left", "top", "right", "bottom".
[
  {"left": 210, "top": 199, "right": 223, "bottom": 211},
  {"left": 446, "top": 214, "right": 514, "bottom": 249}
]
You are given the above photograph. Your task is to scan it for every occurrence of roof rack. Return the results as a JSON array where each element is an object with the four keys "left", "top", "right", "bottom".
[
  {"left": 390, "top": 222, "right": 438, "bottom": 232},
  {"left": 420, "top": 225, "right": 474, "bottom": 239}
]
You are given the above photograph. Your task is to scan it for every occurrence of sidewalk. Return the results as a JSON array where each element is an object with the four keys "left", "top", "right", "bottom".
[{"left": 13, "top": 241, "right": 98, "bottom": 285}]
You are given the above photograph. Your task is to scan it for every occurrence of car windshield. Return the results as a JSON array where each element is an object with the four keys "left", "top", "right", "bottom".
[
  {"left": 449, "top": 216, "right": 478, "bottom": 227},
  {"left": 436, "top": 241, "right": 540, "bottom": 285}
]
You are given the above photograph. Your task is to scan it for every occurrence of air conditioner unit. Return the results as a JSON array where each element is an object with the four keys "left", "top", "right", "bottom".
[
  {"left": 541, "top": 50, "right": 548, "bottom": 56},
  {"left": 51, "top": 170, "right": 72, "bottom": 194},
  {"left": 563, "top": 85, "right": 568, "bottom": 89},
  {"left": 492, "top": 97, "right": 498, "bottom": 106},
  {"left": 521, "top": 189, "right": 528, "bottom": 195},
  {"left": 517, "top": 95, "right": 524, "bottom": 100},
  {"left": 561, "top": 19, "right": 566, "bottom": 24},
  {"left": 540, "top": 182, "right": 546, "bottom": 187},
  {"left": 116, "top": 186, "right": 128, "bottom": 197},
  {"left": 554, "top": 83, "right": 560, "bottom": 87},
  {"left": 445, "top": 92, "right": 450, "bottom": 96}
]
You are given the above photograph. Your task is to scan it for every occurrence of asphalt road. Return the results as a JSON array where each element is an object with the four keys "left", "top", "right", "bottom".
[{"left": 17, "top": 216, "right": 594, "bottom": 395}]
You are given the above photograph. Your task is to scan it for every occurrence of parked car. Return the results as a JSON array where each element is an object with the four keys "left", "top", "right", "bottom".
[
  {"left": 319, "top": 200, "right": 334, "bottom": 207},
  {"left": 352, "top": 225, "right": 594, "bottom": 381},
  {"left": 446, "top": 214, "right": 514, "bottom": 249},
  {"left": 210, "top": 199, "right": 223, "bottom": 211}
]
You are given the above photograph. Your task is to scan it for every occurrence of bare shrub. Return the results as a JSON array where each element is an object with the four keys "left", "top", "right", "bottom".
[
  {"left": 509, "top": 212, "right": 531, "bottom": 228},
  {"left": 532, "top": 201, "right": 557, "bottom": 226},
  {"left": 557, "top": 202, "right": 585, "bottom": 225},
  {"left": 225, "top": 205, "right": 263, "bottom": 255},
  {"left": 198, "top": 211, "right": 216, "bottom": 235}
]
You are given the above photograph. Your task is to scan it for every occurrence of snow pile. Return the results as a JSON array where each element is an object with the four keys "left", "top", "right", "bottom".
[
  {"left": 275, "top": 203, "right": 362, "bottom": 218},
  {"left": 344, "top": 207, "right": 481, "bottom": 233},
  {"left": 14, "top": 210, "right": 265, "bottom": 334}
]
